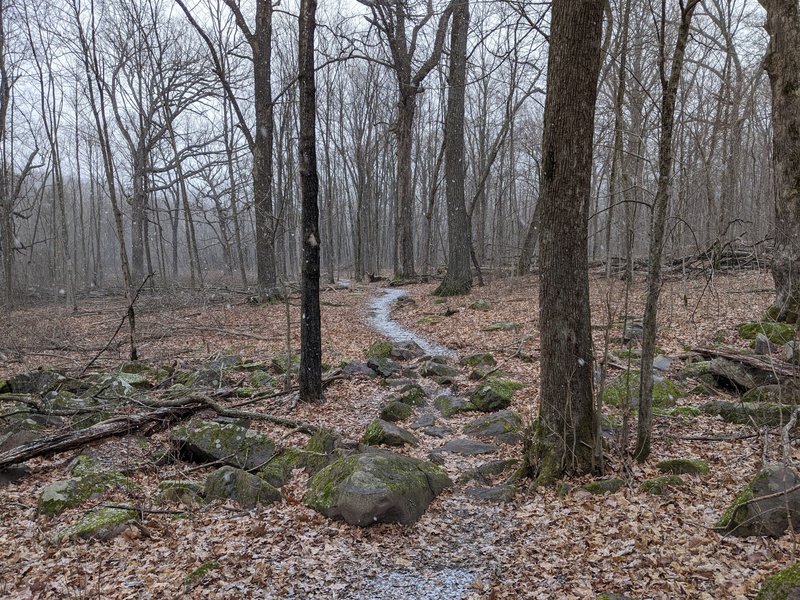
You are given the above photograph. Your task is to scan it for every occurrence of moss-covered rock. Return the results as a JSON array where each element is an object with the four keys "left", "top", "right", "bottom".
[
  {"left": 639, "top": 475, "right": 685, "bottom": 495},
  {"left": 434, "top": 394, "right": 470, "bottom": 417},
  {"left": 271, "top": 352, "right": 300, "bottom": 374},
  {"left": 744, "top": 384, "right": 800, "bottom": 405},
  {"left": 205, "top": 466, "right": 281, "bottom": 508},
  {"left": 304, "top": 450, "right": 452, "bottom": 526},
  {"left": 155, "top": 480, "right": 205, "bottom": 506},
  {"left": 756, "top": 563, "right": 800, "bottom": 600},
  {"left": 366, "top": 340, "right": 393, "bottom": 360},
  {"left": 710, "top": 357, "right": 777, "bottom": 391},
  {"left": 465, "top": 483, "right": 516, "bottom": 503},
  {"left": 469, "top": 299, "right": 491, "bottom": 311},
  {"left": 468, "top": 378, "right": 524, "bottom": 412},
  {"left": 380, "top": 400, "right": 413, "bottom": 422},
  {"left": 362, "top": 419, "right": 417, "bottom": 447},
  {"left": 258, "top": 448, "right": 309, "bottom": 487},
  {"left": 656, "top": 458, "right": 709, "bottom": 476},
  {"left": 462, "top": 410, "right": 522, "bottom": 444},
  {"left": 677, "top": 360, "right": 713, "bottom": 380},
  {"left": 366, "top": 357, "right": 402, "bottom": 378},
  {"left": 393, "top": 383, "right": 428, "bottom": 406},
  {"left": 170, "top": 419, "right": 277, "bottom": 470},
  {"left": 460, "top": 352, "right": 496, "bottom": 368},
  {"left": 419, "top": 361, "right": 460, "bottom": 381},
  {"left": 38, "top": 471, "right": 136, "bottom": 516},
  {"left": 700, "top": 400, "right": 792, "bottom": 427},
  {"left": 305, "top": 428, "right": 340, "bottom": 473},
  {"left": 483, "top": 321, "right": 520, "bottom": 332},
  {"left": 738, "top": 322, "right": 796, "bottom": 345},
  {"left": 716, "top": 464, "right": 800, "bottom": 536},
  {"left": 654, "top": 406, "right": 702, "bottom": 418},
  {"left": 58, "top": 507, "right": 139, "bottom": 541},
  {"left": 0, "top": 378, "right": 9, "bottom": 393},
  {"left": 250, "top": 370, "right": 275, "bottom": 388},
  {"left": 603, "top": 370, "right": 683, "bottom": 408},
  {"left": 581, "top": 479, "right": 625, "bottom": 495},
  {"left": 8, "top": 370, "right": 68, "bottom": 394}
]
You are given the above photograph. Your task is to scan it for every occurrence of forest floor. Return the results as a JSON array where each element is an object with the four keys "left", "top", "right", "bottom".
[{"left": 0, "top": 269, "right": 795, "bottom": 599}]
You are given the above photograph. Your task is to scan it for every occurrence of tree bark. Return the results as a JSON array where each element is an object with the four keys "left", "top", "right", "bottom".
[
  {"left": 527, "top": 0, "right": 603, "bottom": 484},
  {"left": 298, "top": 0, "right": 322, "bottom": 402},
  {"left": 760, "top": 0, "right": 800, "bottom": 322},
  {"left": 434, "top": 0, "right": 471, "bottom": 296}
]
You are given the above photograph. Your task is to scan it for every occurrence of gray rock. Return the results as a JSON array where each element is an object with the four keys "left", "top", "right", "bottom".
[
  {"left": 8, "top": 370, "right": 67, "bottom": 394},
  {"left": 434, "top": 394, "right": 470, "bottom": 417},
  {"left": 784, "top": 341, "right": 800, "bottom": 364},
  {"left": 392, "top": 383, "right": 428, "bottom": 406},
  {"left": 457, "top": 459, "right": 519, "bottom": 485},
  {"left": 465, "top": 483, "right": 516, "bottom": 503},
  {"left": 756, "top": 564, "right": 800, "bottom": 599},
  {"left": 462, "top": 410, "right": 523, "bottom": 444},
  {"left": 468, "top": 379, "right": 523, "bottom": 412},
  {"left": 380, "top": 400, "right": 413, "bottom": 422},
  {"left": 622, "top": 320, "right": 643, "bottom": 343},
  {"left": 716, "top": 464, "right": 800, "bottom": 537},
  {"left": 367, "top": 357, "right": 402, "bottom": 378},
  {"left": 170, "top": 419, "right": 277, "bottom": 470},
  {"left": 700, "top": 400, "right": 793, "bottom": 427},
  {"left": 421, "top": 426, "right": 452, "bottom": 439},
  {"left": 205, "top": 466, "right": 280, "bottom": 509},
  {"left": 362, "top": 419, "right": 418, "bottom": 447},
  {"left": 410, "top": 413, "right": 436, "bottom": 429},
  {"left": 155, "top": 480, "right": 205, "bottom": 506},
  {"left": 652, "top": 356, "right": 673, "bottom": 372},
  {"left": 58, "top": 507, "right": 139, "bottom": 541},
  {"left": 440, "top": 438, "right": 498, "bottom": 456},
  {"left": 710, "top": 357, "right": 776, "bottom": 391},
  {"left": 341, "top": 361, "right": 377, "bottom": 378},
  {"left": 0, "top": 429, "right": 40, "bottom": 453},
  {"left": 390, "top": 341, "right": 425, "bottom": 361},
  {"left": 304, "top": 450, "right": 452, "bottom": 526},
  {"left": 755, "top": 333, "right": 777, "bottom": 355},
  {"left": 419, "top": 361, "right": 460, "bottom": 381},
  {"left": 0, "top": 465, "right": 29, "bottom": 486},
  {"left": 38, "top": 471, "right": 135, "bottom": 516}
]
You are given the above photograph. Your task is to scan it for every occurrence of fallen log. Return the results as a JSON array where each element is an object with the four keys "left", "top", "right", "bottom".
[
  {"left": 693, "top": 347, "right": 798, "bottom": 379},
  {"left": 0, "top": 404, "right": 202, "bottom": 470}
]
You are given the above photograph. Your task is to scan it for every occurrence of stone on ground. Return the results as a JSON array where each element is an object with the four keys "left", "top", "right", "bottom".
[
  {"left": 717, "top": 464, "right": 800, "bottom": 537},
  {"left": 380, "top": 400, "right": 413, "bottom": 422},
  {"left": 756, "top": 563, "right": 800, "bottom": 600},
  {"left": 465, "top": 483, "right": 516, "bottom": 503},
  {"left": 155, "top": 480, "right": 205, "bottom": 506},
  {"left": 603, "top": 370, "right": 682, "bottom": 408},
  {"left": 434, "top": 394, "right": 470, "bottom": 417},
  {"left": 304, "top": 450, "right": 452, "bottom": 526},
  {"left": 700, "top": 400, "right": 793, "bottom": 427},
  {"left": 38, "top": 471, "right": 136, "bottom": 516},
  {"left": 362, "top": 419, "right": 417, "bottom": 447},
  {"left": 468, "top": 378, "right": 523, "bottom": 412},
  {"left": 58, "top": 507, "right": 139, "bottom": 541},
  {"left": 639, "top": 475, "right": 685, "bottom": 495},
  {"left": 366, "top": 357, "right": 402, "bottom": 378},
  {"left": 462, "top": 410, "right": 523, "bottom": 444},
  {"left": 205, "top": 466, "right": 280, "bottom": 509},
  {"left": 170, "top": 419, "right": 277, "bottom": 470},
  {"left": 440, "top": 438, "right": 498, "bottom": 456}
]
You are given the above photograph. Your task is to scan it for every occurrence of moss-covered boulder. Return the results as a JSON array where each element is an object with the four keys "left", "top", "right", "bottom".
[
  {"left": 469, "top": 299, "right": 491, "bottom": 311},
  {"left": 419, "top": 361, "right": 460, "bottom": 382},
  {"left": 8, "top": 370, "right": 68, "bottom": 394},
  {"left": 258, "top": 448, "right": 309, "bottom": 487},
  {"left": 460, "top": 353, "right": 496, "bottom": 368},
  {"left": 304, "top": 450, "right": 452, "bottom": 526},
  {"left": 581, "top": 479, "right": 625, "bottom": 495},
  {"left": 462, "top": 410, "right": 523, "bottom": 444},
  {"left": 655, "top": 406, "right": 702, "bottom": 418},
  {"left": 250, "top": 370, "right": 275, "bottom": 388},
  {"left": 468, "top": 379, "right": 524, "bottom": 412},
  {"left": 716, "top": 464, "right": 800, "bottom": 537},
  {"left": 271, "top": 352, "right": 300, "bottom": 374},
  {"left": 58, "top": 507, "right": 139, "bottom": 541},
  {"left": 392, "top": 383, "right": 428, "bottom": 406},
  {"left": 38, "top": 471, "right": 136, "bottom": 516},
  {"left": 756, "top": 564, "right": 800, "bottom": 600},
  {"left": 366, "top": 340, "right": 393, "bottom": 360},
  {"left": 155, "top": 480, "right": 204, "bottom": 506},
  {"left": 434, "top": 394, "right": 470, "bottom": 417},
  {"left": 656, "top": 458, "right": 709, "bottom": 476},
  {"left": 700, "top": 400, "right": 793, "bottom": 427},
  {"left": 170, "top": 419, "right": 277, "bottom": 470},
  {"left": 710, "top": 357, "right": 777, "bottom": 392},
  {"left": 483, "top": 321, "right": 519, "bottom": 332},
  {"left": 639, "top": 475, "right": 685, "bottom": 495},
  {"left": 380, "top": 400, "right": 413, "bottom": 423},
  {"left": 738, "top": 322, "right": 795, "bottom": 346},
  {"left": 677, "top": 360, "right": 713, "bottom": 380},
  {"left": 305, "top": 427, "right": 340, "bottom": 473},
  {"left": 205, "top": 466, "right": 281, "bottom": 509},
  {"left": 389, "top": 340, "right": 425, "bottom": 361},
  {"left": 603, "top": 370, "right": 683, "bottom": 408},
  {"left": 744, "top": 384, "right": 800, "bottom": 405},
  {"left": 362, "top": 419, "right": 417, "bottom": 447}
]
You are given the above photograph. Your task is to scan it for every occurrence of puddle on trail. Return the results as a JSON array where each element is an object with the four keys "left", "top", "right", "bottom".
[
  {"left": 367, "top": 289, "right": 454, "bottom": 358},
  {"left": 351, "top": 567, "right": 477, "bottom": 600}
]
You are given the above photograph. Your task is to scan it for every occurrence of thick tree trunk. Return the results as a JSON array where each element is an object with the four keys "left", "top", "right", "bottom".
[
  {"left": 435, "top": 0, "right": 471, "bottom": 296},
  {"left": 527, "top": 0, "right": 603, "bottom": 484},
  {"left": 298, "top": 0, "right": 322, "bottom": 402},
  {"left": 394, "top": 91, "right": 417, "bottom": 278},
  {"left": 761, "top": 0, "right": 800, "bottom": 322}
]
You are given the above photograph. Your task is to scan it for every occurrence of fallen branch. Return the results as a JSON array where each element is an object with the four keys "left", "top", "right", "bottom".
[{"left": 693, "top": 347, "right": 798, "bottom": 378}]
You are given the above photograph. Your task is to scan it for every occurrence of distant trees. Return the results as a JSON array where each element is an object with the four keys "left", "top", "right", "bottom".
[
  {"left": 760, "top": 0, "right": 800, "bottom": 323},
  {"left": 527, "top": 0, "right": 604, "bottom": 483}
]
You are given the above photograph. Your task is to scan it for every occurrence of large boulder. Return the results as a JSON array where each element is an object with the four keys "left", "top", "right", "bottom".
[
  {"left": 717, "top": 464, "right": 800, "bottom": 537},
  {"left": 380, "top": 400, "right": 413, "bottom": 422},
  {"left": 710, "top": 358, "right": 777, "bottom": 392},
  {"left": 170, "top": 419, "right": 277, "bottom": 470},
  {"left": 700, "top": 400, "right": 793, "bottom": 427},
  {"left": 205, "top": 466, "right": 281, "bottom": 509},
  {"left": 38, "top": 471, "right": 136, "bottom": 516},
  {"left": 362, "top": 419, "right": 417, "bottom": 447},
  {"left": 737, "top": 321, "right": 795, "bottom": 346},
  {"left": 462, "top": 410, "right": 523, "bottom": 444},
  {"left": 304, "top": 450, "right": 452, "bottom": 526},
  {"left": 58, "top": 507, "right": 139, "bottom": 541},
  {"left": 756, "top": 564, "right": 800, "bottom": 600}
]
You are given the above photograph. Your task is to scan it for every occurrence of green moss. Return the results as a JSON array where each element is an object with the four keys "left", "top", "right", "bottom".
[
  {"left": 715, "top": 471, "right": 766, "bottom": 529},
  {"left": 640, "top": 475, "right": 685, "bottom": 495},
  {"left": 250, "top": 370, "right": 275, "bottom": 387},
  {"left": 58, "top": 507, "right": 138, "bottom": 541},
  {"left": 459, "top": 353, "right": 496, "bottom": 368},
  {"left": 657, "top": 458, "right": 709, "bottom": 476},
  {"left": 156, "top": 480, "right": 204, "bottom": 505},
  {"left": 603, "top": 370, "right": 683, "bottom": 408},
  {"left": 39, "top": 471, "right": 136, "bottom": 516},
  {"left": 362, "top": 421, "right": 385, "bottom": 446},
  {"left": 468, "top": 378, "right": 524, "bottom": 412},
  {"left": 271, "top": 352, "right": 300, "bottom": 374},
  {"left": 69, "top": 454, "right": 101, "bottom": 476},
  {"left": 184, "top": 561, "right": 221, "bottom": 587},
  {"left": 380, "top": 400, "right": 413, "bottom": 422},
  {"left": 483, "top": 321, "right": 519, "bottom": 331},
  {"left": 469, "top": 299, "right": 491, "bottom": 311},
  {"left": 305, "top": 456, "right": 359, "bottom": 511},
  {"left": 581, "top": 479, "right": 625, "bottom": 495},
  {"left": 394, "top": 384, "right": 427, "bottom": 406},
  {"left": 258, "top": 448, "right": 307, "bottom": 487},
  {"left": 366, "top": 340, "right": 393, "bottom": 359},
  {"left": 756, "top": 563, "right": 800, "bottom": 600},
  {"left": 654, "top": 406, "right": 702, "bottom": 418},
  {"left": 0, "top": 378, "right": 9, "bottom": 393},
  {"left": 738, "top": 322, "right": 795, "bottom": 345},
  {"left": 418, "top": 316, "right": 441, "bottom": 325}
]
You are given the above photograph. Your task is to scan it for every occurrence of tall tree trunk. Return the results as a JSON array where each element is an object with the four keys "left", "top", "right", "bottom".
[
  {"left": 635, "top": 0, "right": 699, "bottom": 461},
  {"left": 526, "top": 0, "right": 603, "bottom": 484},
  {"left": 760, "top": 0, "right": 800, "bottom": 322},
  {"left": 435, "top": 0, "right": 471, "bottom": 296},
  {"left": 298, "top": 0, "right": 322, "bottom": 402}
]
